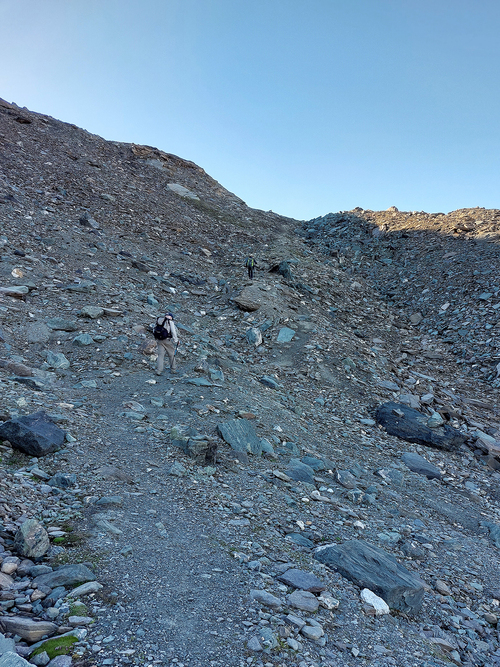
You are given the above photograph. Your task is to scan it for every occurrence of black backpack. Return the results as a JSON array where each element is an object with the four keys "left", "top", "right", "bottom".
[{"left": 153, "top": 317, "right": 173, "bottom": 340}]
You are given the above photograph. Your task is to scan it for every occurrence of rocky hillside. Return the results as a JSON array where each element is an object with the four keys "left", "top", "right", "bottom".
[
  {"left": 302, "top": 207, "right": 500, "bottom": 387},
  {"left": 0, "top": 97, "right": 499, "bottom": 667}
]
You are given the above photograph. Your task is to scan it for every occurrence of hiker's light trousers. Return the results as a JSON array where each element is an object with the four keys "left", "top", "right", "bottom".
[{"left": 156, "top": 339, "right": 177, "bottom": 373}]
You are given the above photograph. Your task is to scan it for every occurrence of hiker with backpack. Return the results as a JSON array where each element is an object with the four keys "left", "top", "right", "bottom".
[
  {"left": 245, "top": 255, "right": 257, "bottom": 279},
  {"left": 153, "top": 312, "right": 179, "bottom": 376}
]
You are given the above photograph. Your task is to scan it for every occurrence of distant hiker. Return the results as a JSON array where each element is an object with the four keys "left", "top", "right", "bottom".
[
  {"left": 153, "top": 312, "right": 179, "bottom": 376},
  {"left": 245, "top": 255, "right": 257, "bottom": 279}
]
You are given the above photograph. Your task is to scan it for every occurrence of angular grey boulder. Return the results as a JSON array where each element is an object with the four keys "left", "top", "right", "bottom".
[
  {"left": 14, "top": 519, "right": 50, "bottom": 558},
  {"left": 45, "top": 351, "right": 70, "bottom": 370},
  {"left": 288, "top": 590, "right": 319, "bottom": 612},
  {"left": 259, "top": 376, "right": 282, "bottom": 390},
  {"left": 72, "top": 333, "right": 94, "bottom": 346},
  {"left": 217, "top": 419, "right": 262, "bottom": 456},
  {"left": 32, "top": 564, "right": 96, "bottom": 589},
  {"left": 376, "top": 402, "right": 467, "bottom": 451},
  {"left": 0, "top": 573, "right": 14, "bottom": 590},
  {"left": 277, "top": 327, "right": 295, "bottom": 343},
  {"left": 314, "top": 540, "right": 425, "bottom": 614},
  {"left": 46, "top": 317, "right": 78, "bottom": 332},
  {"left": 285, "top": 460, "right": 315, "bottom": 485},
  {"left": 0, "top": 412, "right": 65, "bottom": 457},
  {"left": 45, "top": 656, "right": 72, "bottom": 667},
  {"left": 178, "top": 438, "right": 217, "bottom": 465},
  {"left": 285, "top": 532, "right": 315, "bottom": 548},
  {"left": 401, "top": 452, "right": 442, "bottom": 480},
  {"left": 48, "top": 473, "right": 76, "bottom": 489},
  {"left": 245, "top": 327, "right": 262, "bottom": 346}
]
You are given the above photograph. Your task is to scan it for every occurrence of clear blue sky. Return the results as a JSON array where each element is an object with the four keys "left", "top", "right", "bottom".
[{"left": 1, "top": 0, "right": 499, "bottom": 219}]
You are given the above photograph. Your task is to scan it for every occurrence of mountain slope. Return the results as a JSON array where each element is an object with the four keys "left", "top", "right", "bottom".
[{"left": 0, "top": 98, "right": 500, "bottom": 667}]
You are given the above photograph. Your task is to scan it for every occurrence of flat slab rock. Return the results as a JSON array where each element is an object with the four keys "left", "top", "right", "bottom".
[
  {"left": 376, "top": 402, "right": 467, "bottom": 451},
  {"left": 287, "top": 590, "right": 319, "bottom": 612},
  {"left": 0, "top": 633, "right": 15, "bottom": 654},
  {"left": 0, "top": 616, "right": 57, "bottom": 642},
  {"left": 314, "top": 539, "right": 425, "bottom": 614},
  {"left": 277, "top": 569, "right": 326, "bottom": 593},
  {"left": 401, "top": 452, "right": 442, "bottom": 480},
  {"left": 0, "top": 411, "right": 65, "bottom": 457},
  {"left": 217, "top": 418, "right": 262, "bottom": 456}
]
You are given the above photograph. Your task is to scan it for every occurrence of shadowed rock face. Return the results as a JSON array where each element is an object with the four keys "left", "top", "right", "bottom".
[{"left": 375, "top": 402, "right": 468, "bottom": 450}]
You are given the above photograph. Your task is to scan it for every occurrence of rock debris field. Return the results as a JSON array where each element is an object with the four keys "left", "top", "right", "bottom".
[{"left": 0, "top": 97, "right": 499, "bottom": 667}]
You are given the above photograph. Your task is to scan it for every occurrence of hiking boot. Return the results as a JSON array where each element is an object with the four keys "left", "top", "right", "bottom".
[{"left": 156, "top": 371, "right": 162, "bottom": 376}]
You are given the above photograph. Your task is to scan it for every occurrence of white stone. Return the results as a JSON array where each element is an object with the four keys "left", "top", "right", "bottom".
[
  {"left": 318, "top": 592, "right": 340, "bottom": 610},
  {"left": 360, "top": 588, "right": 390, "bottom": 616}
]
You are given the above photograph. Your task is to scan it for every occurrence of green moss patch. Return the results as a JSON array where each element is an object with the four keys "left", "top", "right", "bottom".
[
  {"left": 31, "top": 632, "right": 79, "bottom": 659},
  {"left": 69, "top": 601, "right": 88, "bottom": 616}
]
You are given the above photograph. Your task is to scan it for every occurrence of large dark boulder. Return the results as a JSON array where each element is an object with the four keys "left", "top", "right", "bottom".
[
  {"left": 0, "top": 411, "right": 65, "bottom": 457},
  {"left": 314, "top": 540, "right": 425, "bottom": 614},
  {"left": 376, "top": 402, "right": 467, "bottom": 451}
]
